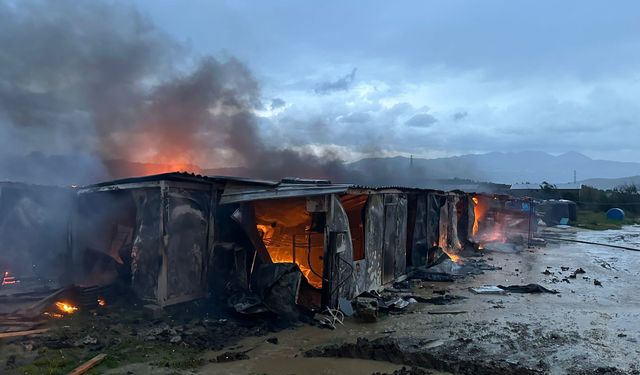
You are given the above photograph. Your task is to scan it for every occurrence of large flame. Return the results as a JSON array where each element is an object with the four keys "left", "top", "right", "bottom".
[
  {"left": 257, "top": 224, "right": 322, "bottom": 287},
  {"left": 472, "top": 196, "right": 480, "bottom": 236},
  {"left": 472, "top": 195, "right": 508, "bottom": 245}
]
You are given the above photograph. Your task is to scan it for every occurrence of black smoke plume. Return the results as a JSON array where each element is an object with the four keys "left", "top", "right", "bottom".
[{"left": 0, "top": 0, "right": 355, "bottom": 185}]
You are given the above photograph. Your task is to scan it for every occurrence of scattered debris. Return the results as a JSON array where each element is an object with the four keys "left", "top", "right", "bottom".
[
  {"left": 413, "top": 295, "right": 466, "bottom": 305},
  {"left": 0, "top": 328, "right": 49, "bottom": 339},
  {"left": 496, "top": 284, "right": 558, "bottom": 294},
  {"left": 427, "top": 310, "right": 467, "bottom": 315},
  {"left": 266, "top": 337, "right": 279, "bottom": 344},
  {"left": 594, "top": 279, "right": 603, "bottom": 287},
  {"left": 568, "top": 268, "right": 586, "bottom": 279},
  {"left": 408, "top": 270, "right": 455, "bottom": 282},
  {"left": 68, "top": 353, "right": 107, "bottom": 375},
  {"left": 314, "top": 308, "right": 345, "bottom": 330},
  {"left": 353, "top": 297, "right": 379, "bottom": 323},
  {"left": 338, "top": 297, "right": 354, "bottom": 317},
  {"left": 470, "top": 286, "right": 507, "bottom": 295},
  {"left": 212, "top": 350, "right": 250, "bottom": 363}
]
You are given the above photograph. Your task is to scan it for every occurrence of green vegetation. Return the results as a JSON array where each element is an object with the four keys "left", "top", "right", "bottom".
[
  {"left": 16, "top": 340, "right": 204, "bottom": 375},
  {"left": 574, "top": 210, "right": 639, "bottom": 230},
  {"left": 534, "top": 182, "right": 640, "bottom": 230},
  {"left": 580, "top": 184, "right": 640, "bottom": 215}
]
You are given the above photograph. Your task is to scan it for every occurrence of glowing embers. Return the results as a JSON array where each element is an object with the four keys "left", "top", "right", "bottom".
[{"left": 1, "top": 271, "right": 18, "bottom": 286}]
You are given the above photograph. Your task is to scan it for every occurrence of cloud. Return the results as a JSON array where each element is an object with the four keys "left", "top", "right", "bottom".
[
  {"left": 405, "top": 113, "right": 438, "bottom": 128},
  {"left": 133, "top": 0, "right": 640, "bottom": 163},
  {"left": 270, "top": 97, "right": 286, "bottom": 110},
  {"left": 338, "top": 112, "right": 371, "bottom": 124},
  {"left": 452, "top": 111, "right": 468, "bottom": 121},
  {"left": 314, "top": 68, "right": 357, "bottom": 95}
]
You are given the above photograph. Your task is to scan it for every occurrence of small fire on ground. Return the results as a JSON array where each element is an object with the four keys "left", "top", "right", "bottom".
[
  {"left": 44, "top": 301, "right": 79, "bottom": 318},
  {"left": 56, "top": 301, "right": 78, "bottom": 314}
]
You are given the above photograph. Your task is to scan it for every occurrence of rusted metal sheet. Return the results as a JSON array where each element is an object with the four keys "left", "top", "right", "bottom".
[
  {"left": 395, "top": 194, "right": 408, "bottom": 278},
  {"left": 438, "top": 197, "right": 450, "bottom": 253},
  {"left": 364, "top": 194, "right": 383, "bottom": 291},
  {"left": 411, "top": 194, "right": 428, "bottom": 267},
  {"left": 426, "top": 192, "right": 444, "bottom": 265},
  {"left": 381, "top": 193, "right": 408, "bottom": 284},
  {"left": 162, "top": 187, "right": 210, "bottom": 305},
  {"left": 382, "top": 195, "right": 398, "bottom": 284},
  {"left": 220, "top": 182, "right": 349, "bottom": 204},
  {"left": 130, "top": 189, "right": 162, "bottom": 303},
  {"left": 352, "top": 259, "right": 367, "bottom": 295},
  {"left": 325, "top": 194, "right": 355, "bottom": 307}
]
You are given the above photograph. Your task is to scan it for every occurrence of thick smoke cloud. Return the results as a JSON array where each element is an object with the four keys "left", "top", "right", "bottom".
[{"left": 0, "top": 0, "right": 353, "bottom": 185}]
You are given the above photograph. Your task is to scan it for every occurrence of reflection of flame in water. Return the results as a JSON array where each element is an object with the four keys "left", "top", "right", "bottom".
[{"left": 55, "top": 301, "right": 78, "bottom": 314}]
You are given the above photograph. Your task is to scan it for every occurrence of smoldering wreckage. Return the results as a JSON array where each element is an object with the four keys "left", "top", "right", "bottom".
[{"left": 1, "top": 172, "right": 560, "bottom": 373}]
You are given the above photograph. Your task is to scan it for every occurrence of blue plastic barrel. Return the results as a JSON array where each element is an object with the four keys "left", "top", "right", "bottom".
[{"left": 606, "top": 208, "right": 625, "bottom": 221}]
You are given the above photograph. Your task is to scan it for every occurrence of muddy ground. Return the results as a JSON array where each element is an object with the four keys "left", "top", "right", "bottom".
[{"left": 2, "top": 225, "right": 639, "bottom": 374}]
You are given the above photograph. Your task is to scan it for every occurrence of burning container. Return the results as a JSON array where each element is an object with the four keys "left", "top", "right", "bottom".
[
  {"left": 72, "top": 173, "right": 221, "bottom": 307},
  {"left": 219, "top": 180, "right": 412, "bottom": 309}
]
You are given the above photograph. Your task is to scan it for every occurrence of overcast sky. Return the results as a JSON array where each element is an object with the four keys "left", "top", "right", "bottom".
[{"left": 126, "top": 0, "right": 640, "bottom": 163}]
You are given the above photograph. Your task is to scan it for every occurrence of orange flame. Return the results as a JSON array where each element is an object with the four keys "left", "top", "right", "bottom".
[
  {"left": 55, "top": 301, "right": 78, "bottom": 314},
  {"left": 97, "top": 298, "right": 106, "bottom": 307},
  {"left": 471, "top": 195, "right": 508, "bottom": 245},
  {"left": 472, "top": 196, "right": 480, "bottom": 236}
]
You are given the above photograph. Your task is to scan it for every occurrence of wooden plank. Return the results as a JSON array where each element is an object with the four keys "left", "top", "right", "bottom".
[
  {"left": 17, "top": 287, "right": 67, "bottom": 318},
  {"left": 68, "top": 353, "right": 107, "bottom": 375},
  {"left": 0, "top": 328, "right": 49, "bottom": 338}
]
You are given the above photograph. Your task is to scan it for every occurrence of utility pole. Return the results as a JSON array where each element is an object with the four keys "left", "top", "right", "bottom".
[{"left": 410, "top": 154, "right": 414, "bottom": 169}]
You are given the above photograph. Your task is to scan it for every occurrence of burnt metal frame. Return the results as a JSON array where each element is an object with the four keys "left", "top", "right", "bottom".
[{"left": 76, "top": 179, "right": 219, "bottom": 307}]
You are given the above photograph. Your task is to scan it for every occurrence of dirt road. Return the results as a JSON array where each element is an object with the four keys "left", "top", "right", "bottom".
[{"left": 204, "top": 225, "right": 640, "bottom": 374}]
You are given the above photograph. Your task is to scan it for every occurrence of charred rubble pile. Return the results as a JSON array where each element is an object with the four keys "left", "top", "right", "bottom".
[{"left": 0, "top": 173, "right": 536, "bottom": 329}]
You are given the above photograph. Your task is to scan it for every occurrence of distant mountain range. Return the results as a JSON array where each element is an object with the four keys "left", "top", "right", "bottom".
[
  {"left": 347, "top": 151, "right": 640, "bottom": 187},
  {"left": 2, "top": 151, "right": 640, "bottom": 190}
]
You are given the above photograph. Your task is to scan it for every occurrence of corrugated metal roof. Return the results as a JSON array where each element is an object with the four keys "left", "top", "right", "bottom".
[
  {"left": 77, "top": 172, "right": 481, "bottom": 200},
  {"left": 220, "top": 182, "right": 351, "bottom": 204}
]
